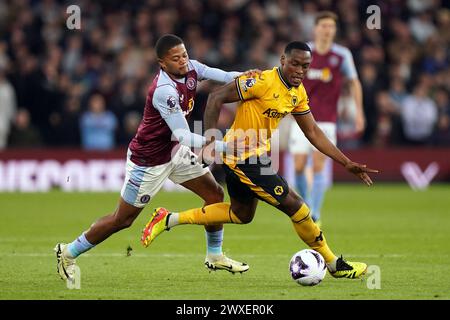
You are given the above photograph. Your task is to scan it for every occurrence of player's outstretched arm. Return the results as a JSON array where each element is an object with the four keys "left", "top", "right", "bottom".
[
  {"left": 204, "top": 81, "right": 241, "bottom": 131},
  {"left": 191, "top": 60, "right": 261, "bottom": 84},
  {"left": 294, "top": 112, "right": 378, "bottom": 185}
]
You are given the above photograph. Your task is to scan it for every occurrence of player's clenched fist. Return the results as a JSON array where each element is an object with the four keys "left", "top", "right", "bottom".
[
  {"left": 240, "top": 69, "right": 262, "bottom": 78},
  {"left": 196, "top": 137, "right": 249, "bottom": 167},
  {"left": 197, "top": 138, "right": 217, "bottom": 167}
]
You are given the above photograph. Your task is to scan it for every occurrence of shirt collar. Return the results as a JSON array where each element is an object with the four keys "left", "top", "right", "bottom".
[{"left": 277, "top": 67, "right": 292, "bottom": 89}]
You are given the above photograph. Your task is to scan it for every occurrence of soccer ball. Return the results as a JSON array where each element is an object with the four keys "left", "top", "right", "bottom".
[{"left": 289, "top": 249, "right": 327, "bottom": 286}]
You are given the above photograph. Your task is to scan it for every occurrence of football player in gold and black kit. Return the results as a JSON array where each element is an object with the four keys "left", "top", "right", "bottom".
[{"left": 142, "top": 41, "right": 378, "bottom": 279}]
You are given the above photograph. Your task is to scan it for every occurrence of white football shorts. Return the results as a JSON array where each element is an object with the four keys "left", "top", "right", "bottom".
[
  {"left": 289, "top": 121, "right": 337, "bottom": 154},
  {"left": 120, "top": 145, "right": 209, "bottom": 208}
]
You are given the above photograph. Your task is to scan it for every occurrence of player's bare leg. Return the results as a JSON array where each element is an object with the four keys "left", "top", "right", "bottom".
[
  {"left": 141, "top": 173, "right": 251, "bottom": 273},
  {"left": 55, "top": 198, "right": 142, "bottom": 280},
  {"left": 84, "top": 198, "right": 143, "bottom": 244},
  {"left": 277, "top": 188, "right": 367, "bottom": 279},
  {"left": 180, "top": 171, "right": 225, "bottom": 229},
  {"left": 142, "top": 195, "right": 258, "bottom": 245},
  {"left": 229, "top": 196, "right": 258, "bottom": 225}
]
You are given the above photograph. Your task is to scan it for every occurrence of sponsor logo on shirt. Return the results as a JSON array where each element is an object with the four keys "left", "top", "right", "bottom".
[
  {"left": 307, "top": 68, "right": 333, "bottom": 82},
  {"left": 329, "top": 56, "right": 339, "bottom": 67},
  {"left": 262, "top": 108, "right": 288, "bottom": 119},
  {"left": 184, "top": 98, "right": 194, "bottom": 115}
]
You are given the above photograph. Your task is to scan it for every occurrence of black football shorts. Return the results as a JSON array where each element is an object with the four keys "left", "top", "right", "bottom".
[{"left": 223, "top": 156, "right": 289, "bottom": 206}]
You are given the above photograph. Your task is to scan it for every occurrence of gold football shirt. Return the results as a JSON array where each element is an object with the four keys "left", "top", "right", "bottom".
[{"left": 223, "top": 67, "right": 310, "bottom": 164}]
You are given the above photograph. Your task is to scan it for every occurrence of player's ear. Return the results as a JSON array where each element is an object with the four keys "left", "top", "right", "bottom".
[
  {"left": 157, "top": 58, "right": 166, "bottom": 70},
  {"left": 280, "top": 54, "right": 286, "bottom": 67}
]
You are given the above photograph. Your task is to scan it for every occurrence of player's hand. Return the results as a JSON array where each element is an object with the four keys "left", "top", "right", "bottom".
[
  {"left": 197, "top": 138, "right": 216, "bottom": 167},
  {"left": 344, "top": 161, "right": 379, "bottom": 186},
  {"left": 226, "top": 137, "right": 251, "bottom": 159},
  {"left": 241, "top": 69, "right": 262, "bottom": 78}
]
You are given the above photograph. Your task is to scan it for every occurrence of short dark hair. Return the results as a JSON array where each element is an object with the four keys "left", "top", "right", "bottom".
[
  {"left": 155, "top": 34, "right": 184, "bottom": 59},
  {"left": 284, "top": 41, "right": 311, "bottom": 55},
  {"left": 315, "top": 11, "right": 338, "bottom": 25}
]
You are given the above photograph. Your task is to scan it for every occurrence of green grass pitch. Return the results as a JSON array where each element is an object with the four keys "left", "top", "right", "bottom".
[{"left": 0, "top": 184, "right": 449, "bottom": 300}]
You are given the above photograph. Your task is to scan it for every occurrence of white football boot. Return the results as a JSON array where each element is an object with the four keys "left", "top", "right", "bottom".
[
  {"left": 204, "top": 254, "right": 249, "bottom": 274},
  {"left": 54, "top": 243, "right": 77, "bottom": 280}
]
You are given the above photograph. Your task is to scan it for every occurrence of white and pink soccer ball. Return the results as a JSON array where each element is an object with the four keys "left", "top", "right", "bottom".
[{"left": 289, "top": 249, "right": 327, "bottom": 286}]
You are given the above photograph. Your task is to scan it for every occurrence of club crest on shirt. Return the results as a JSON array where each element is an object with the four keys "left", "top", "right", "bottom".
[
  {"left": 186, "top": 77, "right": 197, "bottom": 90},
  {"left": 240, "top": 78, "right": 256, "bottom": 92},
  {"left": 291, "top": 95, "right": 298, "bottom": 106}
]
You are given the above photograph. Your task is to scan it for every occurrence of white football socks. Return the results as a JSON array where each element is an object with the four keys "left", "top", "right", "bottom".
[
  {"left": 166, "top": 212, "right": 179, "bottom": 228},
  {"left": 326, "top": 257, "right": 338, "bottom": 272}
]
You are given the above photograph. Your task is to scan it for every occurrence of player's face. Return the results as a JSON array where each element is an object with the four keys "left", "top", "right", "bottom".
[
  {"left": 280, "top": 50, "right": 312, "bottom": 87},
  {"left": 314, "top": 18, "right": 336, "bottom": 43},
  {"left": 159, "top": 44, "right": 189, "bottom": 78}
]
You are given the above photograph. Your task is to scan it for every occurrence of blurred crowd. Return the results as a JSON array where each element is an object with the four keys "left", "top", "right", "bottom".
[{"left": 0, "top": 0, "right": 449, "bottom": 151}]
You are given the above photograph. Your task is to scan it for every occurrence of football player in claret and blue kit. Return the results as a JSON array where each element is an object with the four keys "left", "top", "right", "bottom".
[{"left": 55, "top": 34, "right": 260, "bottom": 281}]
